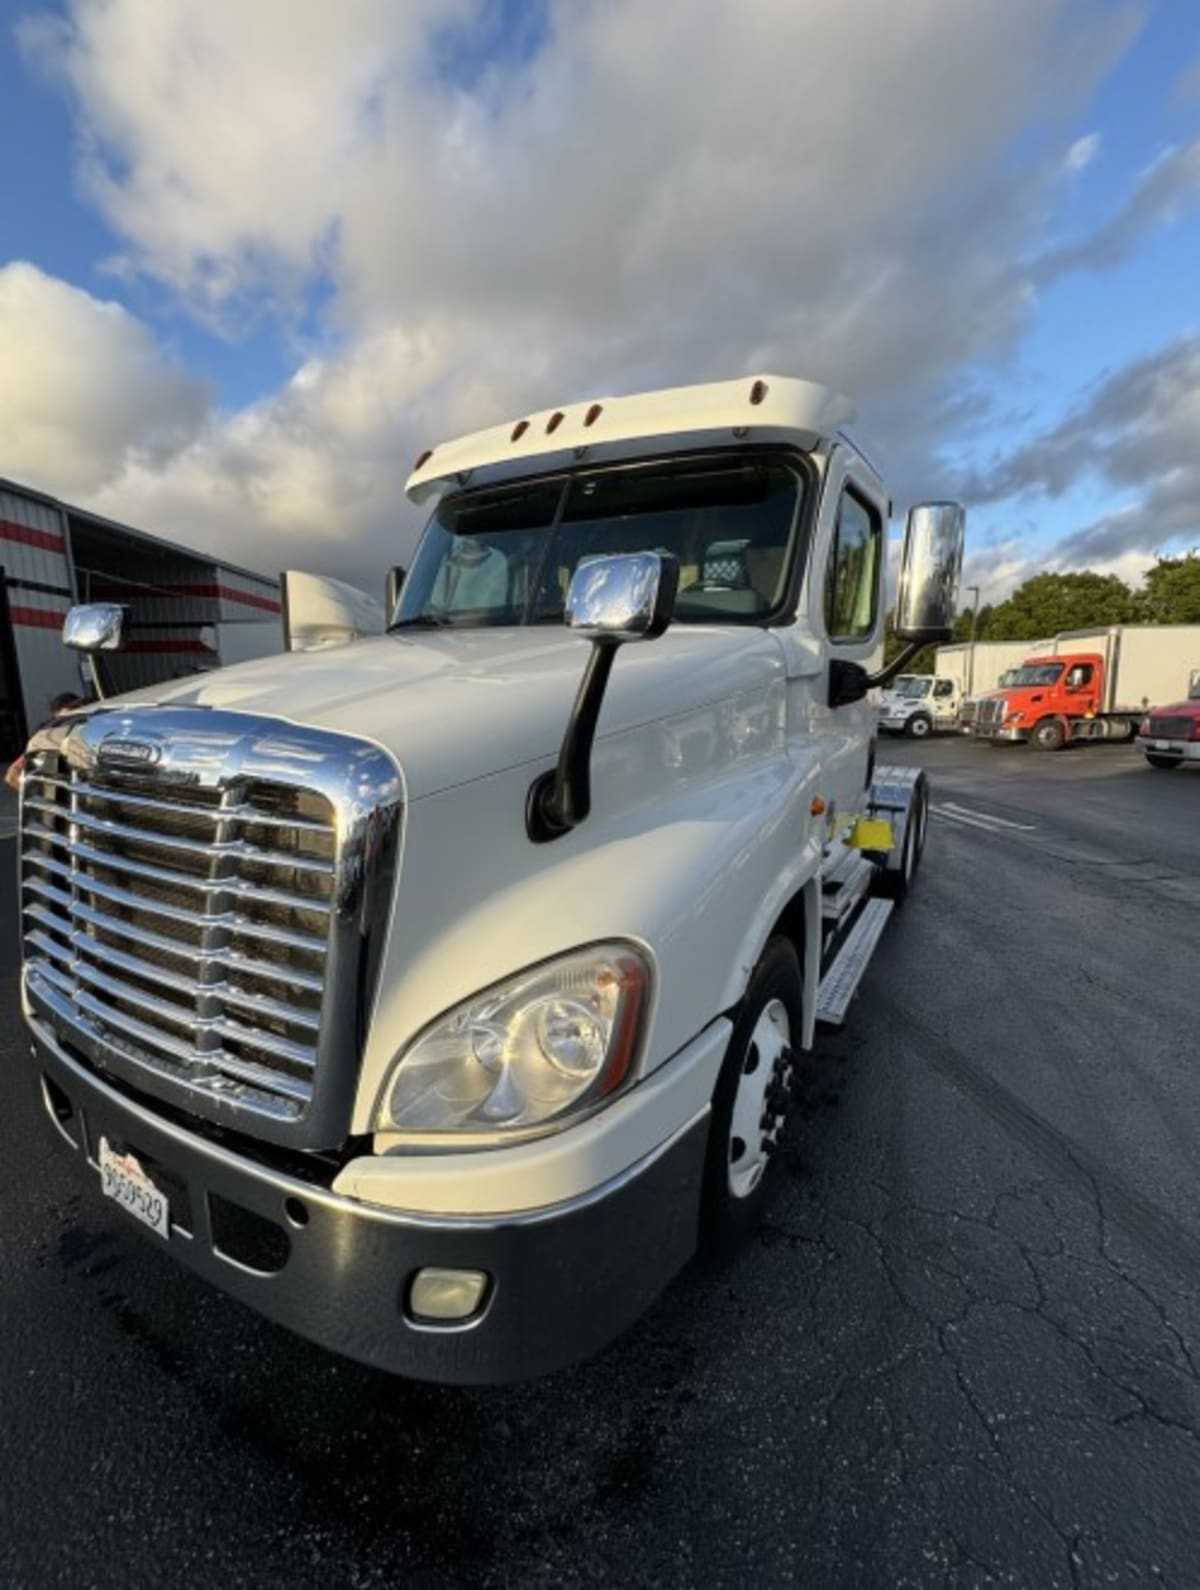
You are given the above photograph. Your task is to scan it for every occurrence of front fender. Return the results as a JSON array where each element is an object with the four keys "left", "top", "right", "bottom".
[{"left": 352, "top": 682, "right": 823, "bottom": 1132}]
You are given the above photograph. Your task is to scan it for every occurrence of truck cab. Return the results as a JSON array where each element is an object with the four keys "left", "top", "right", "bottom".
[
  {"left": 19, "top": 374, "right": 962, "bottom": 1383},
  {"left": 878, "top": 674, "right": 961, "bottom": 737},
  {"left": 972, "top": 651, "right": 1108, "bottom": 750},
  {"left": 1138, "top": 671, "right": 1200, "bottom": 769}
]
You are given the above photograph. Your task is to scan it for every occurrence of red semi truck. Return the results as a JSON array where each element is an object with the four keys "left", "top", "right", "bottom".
[{"left": 969, "top": 624, "right": 1200, "bottom": 751}]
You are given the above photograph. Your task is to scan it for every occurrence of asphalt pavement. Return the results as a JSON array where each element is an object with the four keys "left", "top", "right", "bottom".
[{"left": 1, "top": 737, "right": 1198, "bottom": 1588}]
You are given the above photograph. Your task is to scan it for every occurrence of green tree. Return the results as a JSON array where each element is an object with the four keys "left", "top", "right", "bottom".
[
  {"left": 985, "top": 571, "right": 1136, "bottom": 640},
  {"left": 1137, "top": 553, "right": 1200, "bottom": 624}
]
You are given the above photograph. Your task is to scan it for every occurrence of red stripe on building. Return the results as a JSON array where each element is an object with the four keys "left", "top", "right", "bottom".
[
  {"left": 124, "top": 639, "right": 217, "bottom": 655},
  {"left": 0, "top": 517, "right": 67, "bottom": 555},
  {"left": 10, "top": 605, "right": 67, "bottom": 630},
  {"left": 89, "top": 578, "right": 280, "bottom": 614},
  {"left": 178, "top": 582, "right": 281, "bottom": 614}
]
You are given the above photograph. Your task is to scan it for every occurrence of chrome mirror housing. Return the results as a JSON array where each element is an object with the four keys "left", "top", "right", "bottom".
[
  {"left": 62, "top": 603, "right": 127, "bottom": 653},
  {"left": 566, "top": 551, "right": 679, "bottom": 642},
  {"left": 894, "top": 504, "right": 965, "bottom": 643}
]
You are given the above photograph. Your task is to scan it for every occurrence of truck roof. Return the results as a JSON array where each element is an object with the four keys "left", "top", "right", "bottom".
[{"left": 405, "top": 374, "right": 861, "bottom": 504}]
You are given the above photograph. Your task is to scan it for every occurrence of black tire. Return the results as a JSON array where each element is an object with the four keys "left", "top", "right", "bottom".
[
  {"left": 906, "top": 713, "right": 933, "bottom": 739},
  {"left": 875, "top": 773, "right": 928, "bottom": 905},
  {"left": 1031, "top": 716, "right": 1066, "bottom": 752},
  {"left": 700, "top": 937, "right": 804, "bottom": 1258},
  {"left": 1145, "top": 753, "right": 1180, "bottom": 770}
]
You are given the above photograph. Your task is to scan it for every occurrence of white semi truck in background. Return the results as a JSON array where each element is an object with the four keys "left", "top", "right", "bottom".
[
  {"left": 878, "top": 674, "right": 963, "bottom": 737},
  {"left": 20, "top": 375, "right": 963, "bottom": 1383}
]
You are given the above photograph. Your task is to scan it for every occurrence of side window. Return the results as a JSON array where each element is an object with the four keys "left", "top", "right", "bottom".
[
  {"left": 934, "top": 680, "right": 954, "bottom": 699},
  {"left": 1066, "top": 663, "right": 1093, "bottom": 690},
  {"left": 824, "top": 489, "right": 882, "bottom": 642}
]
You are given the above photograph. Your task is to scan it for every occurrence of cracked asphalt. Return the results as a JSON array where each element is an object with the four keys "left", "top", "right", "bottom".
[{"left": 1, "top": 738, "right": 1197, "bottom": 1588}]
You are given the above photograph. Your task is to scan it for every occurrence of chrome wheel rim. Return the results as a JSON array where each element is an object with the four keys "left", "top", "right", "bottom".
[{"left": 728, "top": 998, "right": 793, "bottom": 1199}]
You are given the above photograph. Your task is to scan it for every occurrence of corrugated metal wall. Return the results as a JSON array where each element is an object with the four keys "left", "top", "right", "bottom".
[
  {"left": 0, "top": 485, "right": 86, "bottom": 742},
  {"left": 0, "top": 481, "right": 283, "bottom": 741},
  {"left": 79, "top": 552, "right": 221, "bottom": 694}
]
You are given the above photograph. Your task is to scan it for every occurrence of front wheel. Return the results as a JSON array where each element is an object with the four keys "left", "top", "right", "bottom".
[
  {"left": 906, "top": 713, "right": 933, "bottom": 739},
  {"left": 1145, "top": 753, "right": 1180, "bottom": 770},
  {"left": 1032, "top": 716, "right": 1067, "bottom": 752},
  {"left": 700, "top": 937, "right": 804, "bottom": 1256}
]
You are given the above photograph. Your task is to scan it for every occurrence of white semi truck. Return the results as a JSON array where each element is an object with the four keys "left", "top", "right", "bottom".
[{"left": 19, "top": 376, "right": 963, "bottom": 1383}]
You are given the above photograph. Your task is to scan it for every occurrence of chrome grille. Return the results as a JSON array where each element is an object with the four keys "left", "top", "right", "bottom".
[
  {"left": 973, "top": 696, "right": 1006, "bottom": 733},
  {"left": 1144, "top": 715, "right": 1191, "bottom": 739},
  {"left": 21, "top": 708, "right": 401, "bottom": 1149}
]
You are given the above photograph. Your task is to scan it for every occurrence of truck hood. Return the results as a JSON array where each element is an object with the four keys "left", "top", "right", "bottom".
[
  {"left": 1148, "top": 698, "right": 1200, "bottom": 718},
  {"left": 111, "top": 626, "right": 786, "bottom": 799}
]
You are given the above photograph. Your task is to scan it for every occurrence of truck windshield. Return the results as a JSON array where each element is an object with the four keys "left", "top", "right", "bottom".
[
  {"left": 395, "top": 455, "right": 806, "bottom": 629},
  {"left": 894, "top": 678, "right": 931, "bottom": 698},
  {"left": 1006, "top": 664, "right": 1063, "bottom": 686}
]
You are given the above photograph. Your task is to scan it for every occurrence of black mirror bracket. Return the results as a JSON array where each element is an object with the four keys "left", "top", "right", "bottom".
[
  {"left": 527, "top": 639, "right": 620, "bottom": 843},
  {"left": 864, "top": 638, "right": 930, "bottom": 691}
]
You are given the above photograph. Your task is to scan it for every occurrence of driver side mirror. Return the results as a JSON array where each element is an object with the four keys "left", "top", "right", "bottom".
[{"left": 894, "top": 503, "right": 965, "bottom": 643}]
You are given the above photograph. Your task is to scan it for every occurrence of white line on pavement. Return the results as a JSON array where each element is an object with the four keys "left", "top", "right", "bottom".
[
  {"left": 940, "top": 802, "right": 1036, "bottom": 832},
  {"left": 932, "top": 804, "right": 1038, "bottom": 835}
]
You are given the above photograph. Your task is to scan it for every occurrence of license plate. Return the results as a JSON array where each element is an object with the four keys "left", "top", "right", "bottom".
[{"left": 99, "top": 1137, "right": 170, "bottom": 1239}]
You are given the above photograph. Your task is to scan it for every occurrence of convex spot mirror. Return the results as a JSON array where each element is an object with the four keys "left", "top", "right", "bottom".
[
  {"left": 62, "top": 603, "right": 127, "bottom": 653},
  {"left": 894, "top": 503, "right": 965, "bottom": 643},
  {"left": 566, "top": 550, "right": 680, "bottom": 642}
]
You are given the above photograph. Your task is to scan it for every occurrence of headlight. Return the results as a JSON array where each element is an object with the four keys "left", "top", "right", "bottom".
[
  {"left": 374, "top": 944, "right": 651, "bottom": 1135},
  {"left": 1006, "top": 711, "right": 1025, "bottom": 725}
]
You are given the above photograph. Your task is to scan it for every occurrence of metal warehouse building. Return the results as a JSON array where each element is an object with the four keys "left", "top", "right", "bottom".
[{"left": 0, "top": 477, "right": 281, "bottom": 760}]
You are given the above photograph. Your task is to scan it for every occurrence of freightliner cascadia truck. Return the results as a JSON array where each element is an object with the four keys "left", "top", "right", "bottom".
[
  {"left": 19, "top": 376, "right": 963, "bottom": 1383},
  {"left": 967, "top": 624, "right": 1200, "bottom": 751}
]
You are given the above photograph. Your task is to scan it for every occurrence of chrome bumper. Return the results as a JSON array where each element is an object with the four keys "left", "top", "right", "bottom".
[{"left": 28, "top": 1017, "right": 707, "bottom": 1384}]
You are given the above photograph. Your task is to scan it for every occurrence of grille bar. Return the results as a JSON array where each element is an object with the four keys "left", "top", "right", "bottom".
[
  {"left": 25, "top": 772, "right": 333, "bottom": 834},
  {"left": 25, "top": 828, "right": 335, "bottom": 916},
  {"left": 23, "top": 794, "right": 335, "bottom": 873},
  {"left": 23, "top": 857, "right": 329, "bottom": 956}
]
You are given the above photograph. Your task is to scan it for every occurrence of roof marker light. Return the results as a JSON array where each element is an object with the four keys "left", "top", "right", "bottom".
[
  {"left": 584, "top": 403, "right": 603, "bottom": 427},
  {"left": 511, "top": 419, "right": 530, "bottom": 442},
  {"left": 750, "top": 379, "right": 768, "bottom": 405},
  {"left": 546, "top": 410, "right": 565, "bottom": 434},
  {"left": 414, "top": 448, "right": 434, "bottom": 469}
]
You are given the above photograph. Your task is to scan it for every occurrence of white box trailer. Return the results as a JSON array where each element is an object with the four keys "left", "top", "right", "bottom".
[
  {"left": 934, "top": 639, "right": 1049, "bottom": 697},
  {"left": 1047, "top": 626, "right": 1200, "bottom": 713}
]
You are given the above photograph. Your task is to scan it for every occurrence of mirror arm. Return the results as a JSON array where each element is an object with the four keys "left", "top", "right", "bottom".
[
  {"left": 865, "top": 639, "right": 926, "bottom": 690},
  {"left": 526, "top": 639, "right": 620, "bottom": 843},
  {"left": 84, "top": 655, "right": 112, "bottom": 701}
]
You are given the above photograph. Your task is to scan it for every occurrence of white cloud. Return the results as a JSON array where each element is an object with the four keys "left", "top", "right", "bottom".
[
  {"left": 0, "top": 261, "right": 207, "bottom": 494},
  {"left": 1063, "top": 131, "right": 1101, "bottom": 173},
  {"left": 11, "top": 0, "right": 1175, "bottom": 586}
]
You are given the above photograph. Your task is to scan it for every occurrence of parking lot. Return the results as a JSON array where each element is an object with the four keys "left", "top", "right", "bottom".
[{"left": 1, "top": 735, "right": 1197, "bottom": 1589}]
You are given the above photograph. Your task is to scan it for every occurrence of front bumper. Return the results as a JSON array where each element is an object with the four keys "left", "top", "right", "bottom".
[
  {"left": 30, "top": 1020, "right": 709, "bottom": 1384},
  {"left": 1138, "top": 737, "right": 1200, "bottom": 762},
  {"left": 973, "top": 725, "right": 1027, "bottom": 742}
]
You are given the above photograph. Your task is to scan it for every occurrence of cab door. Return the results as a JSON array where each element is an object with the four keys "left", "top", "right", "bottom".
[{"left": 777, "top": 445, "right": 886, "bottom": 835}]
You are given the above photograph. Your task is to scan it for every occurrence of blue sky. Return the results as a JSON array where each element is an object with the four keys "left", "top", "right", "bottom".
[{"left": 1, "top": 1, "right": 1198, "bottom": 592}]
